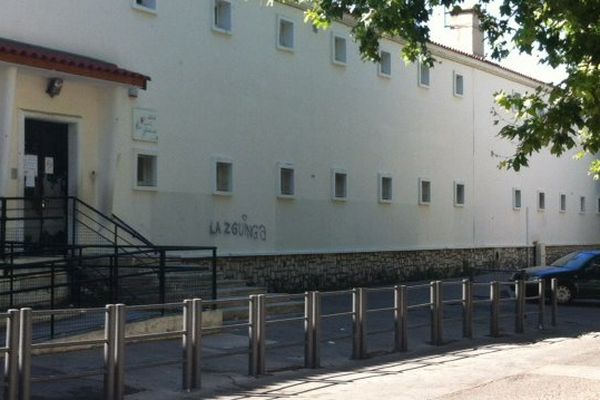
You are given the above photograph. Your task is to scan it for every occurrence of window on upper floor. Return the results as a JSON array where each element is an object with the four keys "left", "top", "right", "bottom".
[
  {"left": 597, "top": 197, "right": 600, "bottom": 214},
  {"left": 213, "top": 0, "right": 232, "bottom": 33},
  {"left": 277, "top": 162, "right": 295, "bottom": 198},
  {"left": 419, "top": 62, "right": 430, "bottom": 88},
  {"left": 332, "top": 34, "right": 347, "bottom": 65},
  {"left": 513, "top": 188, "right": 522, "bottom": 210},
  {"left": 132, "top": 0, "right": 157, "bottom": 13},
  {"left": 537, "top": 191, "right": 546, "bottom": 211},
  {"left": 212, "top": 156, "right": 233, "bottom": 195},
  {"left": 378, "top": 51, "right": 391, "bottom": 78},
  {"left": 378, "top": 173, "right": 393, "bottom": 203},
  {"left": 453, "top": 71, "right": 464, "bottom": 96},
  {"left": 332, "top": 168, "right": 348, "bottom": 201},
  {"left": 559, "top": 193, "right": 567, "bottom": 212},
  {"left": 419, "top": 178, "right": 431, "bottom": 205},
  {"left": 454, "top": 181, "right": 465, "bottom": 207},
  {"left": 580, "top": 196, "right": 586, "bottom": 213},
  {"left": 277, "top": 16, "right": 295, "bottom": 51}
]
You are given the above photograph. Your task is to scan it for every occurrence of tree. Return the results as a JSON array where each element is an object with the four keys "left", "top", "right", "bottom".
[{"left": 279, "top": 1, "right": 600, "bottom": 178}]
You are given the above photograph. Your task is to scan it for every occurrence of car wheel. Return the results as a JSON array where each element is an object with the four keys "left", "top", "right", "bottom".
[{"left": 555, "top": 284, "right": 573, "bottom": 304}]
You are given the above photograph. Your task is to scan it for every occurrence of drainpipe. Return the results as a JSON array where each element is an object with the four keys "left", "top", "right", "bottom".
[{"left": 0, "top": 66, "right": 18, "bottom": 197}]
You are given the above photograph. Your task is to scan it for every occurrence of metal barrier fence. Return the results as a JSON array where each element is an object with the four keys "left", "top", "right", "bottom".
[{"left": 1, "top": 278, "right": 557, "bottom": 400}]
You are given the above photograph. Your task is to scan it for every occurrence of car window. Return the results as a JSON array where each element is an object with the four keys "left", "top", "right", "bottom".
[
  {"left": 551, "top": 251, "right": 589, "bottom": 267},
  {"left": 582, "top": 256, "right": 600, "bottom": 278}
]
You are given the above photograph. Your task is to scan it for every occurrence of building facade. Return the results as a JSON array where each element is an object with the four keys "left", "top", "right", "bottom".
[{"left": 0, "top": 1, "right": 598, "bottom": 288}]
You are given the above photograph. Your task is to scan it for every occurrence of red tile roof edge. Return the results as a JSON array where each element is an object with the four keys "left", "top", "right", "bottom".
[
  {"left": 0, "top": 37, "right": 150, "bottom": 89},
  {"left": 429, "top": 40, "right": 551, "bottom": 87}
]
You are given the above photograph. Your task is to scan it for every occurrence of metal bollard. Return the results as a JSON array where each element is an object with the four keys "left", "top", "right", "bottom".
[
  {"left": 436, "top": 281, "right": 443, "bottom": 344},
  {"left": 248, "top": 295, "right": 259, "bottom": 376},
  {"left": 515, "top": 280, "right": 525, "bottom": 334},
  {"left": 257, "top": 295, "right": 266, "bottom": 375},
  {"left": 430, "top": 281, "right": 443, "bottom": 345},
  {"left": 192, "top": 298, "right": 203, "bottom": 389},
  {"left": 550, "top": 278, "right": 557, "bottom": 327},
  {"left": 462, "top": 279, "right": 473, "bottom": 339},
  {"left": 304, "top": 292, "right": 314, "bottom": 368},
  {"left": 104, "top": 305, "right": 117, "bottom": 400},
  {"left": 114, "top": 304, "right": 126, "bottom": 400},
  {"left": 183, "top": 300, "right": 193, "bottom": 391},
  {"left": 430, "top": 282, "right": 437, "bottom": 345},
  {"left": 394, "top": 285, "right": 408, "bottom": 352},
  {"left": 182, "top": 298, "right": 203, "bottom": 391},
  {"left": 489, "top": 282, "right": 500, "bottom": 337},
  {"left": 5, "top": 309, "right": 19, "bottom": 400},
  {"left": 18, "top": 308, "right": 32, "bottom": 400},
  {"left": 352, "top": 288, "right": 367, "bottom": 359},
  {"left": 248, "top": 294, "right": 266, "bottom": 376},
  {"left": 313, "top": 291, "right": 321, "bottom": 368},
  {"left": 538, "top": 279, "right": 545, "bottom": 330}
]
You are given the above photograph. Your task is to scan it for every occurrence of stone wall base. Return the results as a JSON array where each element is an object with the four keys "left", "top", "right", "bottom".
[{"left": 211, "top": 244, "right": 599, "bottom": 293}]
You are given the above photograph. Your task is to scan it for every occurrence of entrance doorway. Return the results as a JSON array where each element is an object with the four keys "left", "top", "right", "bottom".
[{"left": 23, "top": 119, "right": 69, "bottom": 249}]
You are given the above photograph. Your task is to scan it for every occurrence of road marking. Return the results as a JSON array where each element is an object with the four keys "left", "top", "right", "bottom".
[{"left": 532, "top": 364, "right": 600, "bottom": 381}]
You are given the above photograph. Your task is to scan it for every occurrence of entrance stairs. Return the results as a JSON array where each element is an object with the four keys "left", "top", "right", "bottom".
[{"left": 113, "top": 259, "right": 304, "bottom": 321}]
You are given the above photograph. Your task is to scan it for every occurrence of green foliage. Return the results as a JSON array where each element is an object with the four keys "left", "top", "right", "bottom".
[{"left": 285, "top": 0, "right": 600, "bottom": 178}]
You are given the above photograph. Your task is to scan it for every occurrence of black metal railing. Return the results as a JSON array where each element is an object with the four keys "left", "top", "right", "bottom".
[
  {"left": 0, "top": 244, "right": 217, "bottom": 339},
  {"left": 0, "top": 196, "right": 154, "bottom": 258}
]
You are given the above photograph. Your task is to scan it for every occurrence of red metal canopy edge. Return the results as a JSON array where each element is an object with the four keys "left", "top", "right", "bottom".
[{"left": 0, "top": 37, "right": 150, "bottom": 89}]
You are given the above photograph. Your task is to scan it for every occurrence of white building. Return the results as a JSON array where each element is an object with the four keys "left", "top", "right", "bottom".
[{"left": 0, "top": 1, "right": 598, "bottom": 288}]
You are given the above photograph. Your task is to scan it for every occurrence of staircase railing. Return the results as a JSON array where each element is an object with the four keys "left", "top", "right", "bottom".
[
  {"left": 0, "top": 244, "right": 217, "bottom": 339},
  {"left": 0, "top": 196, "right": 154, "bottom": 257}
]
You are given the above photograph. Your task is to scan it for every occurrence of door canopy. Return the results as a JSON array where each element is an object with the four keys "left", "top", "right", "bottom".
[{"left": 0, "top": 37, "right": 150, "bottom": 89}]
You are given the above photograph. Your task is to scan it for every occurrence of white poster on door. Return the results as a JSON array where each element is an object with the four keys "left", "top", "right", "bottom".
[
  {"left": 23, "top": 154, "right": 38, "bottom": 177},
  {"left": 45, "top": 157, "right": 54, "bottom": 175},
  {"left": 25, "top": 173, "right": 35, "bottom": 188}
]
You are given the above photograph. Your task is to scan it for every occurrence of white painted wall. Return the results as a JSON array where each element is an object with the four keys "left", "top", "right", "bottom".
[{"left": 0, "top": 0, "right": 598, "bottom": 255}]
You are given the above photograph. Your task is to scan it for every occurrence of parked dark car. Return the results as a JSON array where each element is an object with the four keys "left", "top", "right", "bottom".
[{"left": 512, "top": 250, "right": 600, "bottom": 304}]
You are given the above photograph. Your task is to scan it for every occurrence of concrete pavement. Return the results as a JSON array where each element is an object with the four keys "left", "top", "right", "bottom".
[{"left": 207, "top": 332, "right": 600, "bottom": 400}]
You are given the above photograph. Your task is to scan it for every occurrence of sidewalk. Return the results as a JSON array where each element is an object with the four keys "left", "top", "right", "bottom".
[{"left": 202, "top": 332, "right": 600, "bottom": 400}]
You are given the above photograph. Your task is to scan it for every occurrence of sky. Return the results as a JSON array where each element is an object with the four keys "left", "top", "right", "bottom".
[{"left": 428, "top": 3, "right": 567, "bottom": 85}]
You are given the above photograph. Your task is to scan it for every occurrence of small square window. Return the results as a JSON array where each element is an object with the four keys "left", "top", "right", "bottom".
[
  {"left": 559, "top": 193, "right": 567, "bottom": 212},
  {"left": 537, "top": 191, "right": 546, "bottom": 211},
  {"left": 135, "top": 152, "right": 157, "bottom": 189},
  {"left": 513, "top": 188, "right": 522, "bottom": 210},
  {"left": 419, "top": 178, "right": 431, "bottom": 205},
  {"left": 331, "top": 168, "right": 347, "bottom": 201},
  {"left": 580, "top": 196, "right": 586, "bottom": 213},
  {"left": 378, "top": 173, "right": 392, "bottom": 203},
  {"left": 453, "top": 72, "right": 464, "bottom": 96},
  {"left": 132, "top": 0, "right": 157, "bottom": 13},
  {"left": 277, "top": 163, "right": 295, "bottom": 198},
  {"left": 378, "top": 51, "right": 391, "bottom": 77},
  {"left": 213, "top": 0, "right": 232, "bottom": 33},
  {"left": 277, "top": 16, "right": 294, "bottom": 51},
  {"left": 454, "top": 181, "right": 465, "bottom": 206},
  {"left": 212, "top": 157, "right": 233, "bottom": 195},
  {"left": 419, "top": 63, "right": 430, "bottom": 87},
  {"left": 332, "top": 34, "right": 347, "bottom": 65}
]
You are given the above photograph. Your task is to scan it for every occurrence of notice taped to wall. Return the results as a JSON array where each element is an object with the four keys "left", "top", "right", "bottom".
[{"left": 132, "top": 108, "right": 158, "bottom": 142}]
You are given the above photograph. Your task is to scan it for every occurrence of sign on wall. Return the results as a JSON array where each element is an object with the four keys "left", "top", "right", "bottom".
[{"left": 132, "top": 108, "right": 158, "bottom": 142}]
